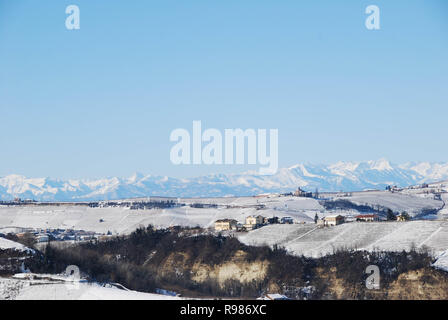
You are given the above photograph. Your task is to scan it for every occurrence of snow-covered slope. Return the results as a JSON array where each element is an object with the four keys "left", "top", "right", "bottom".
[
  {"left": 1, "top": 159, "right": 448, "bottom": 201},
  {"left": 0, "top": 191, "right": 442, "bottom": 236},
  {"left": 239, "top": 221, "right": 448, "bottom": 258},
  {"left": 0, "top": 196, "right": 323, "bottom": 235},
  {"left": 433, "top": 250, "right": 448, "bottom": 272},
  {"left": 0, "top": 274, "right": 182, "bottom": 300},
  {"left": 0, "top": 237, "right": 33, "bottom": 253},
  {"left": 338, "top": 191, "right": 442, "bottom": 216},
  {"left": 16, "top": 282, "right": 181, "bottom": 300}
]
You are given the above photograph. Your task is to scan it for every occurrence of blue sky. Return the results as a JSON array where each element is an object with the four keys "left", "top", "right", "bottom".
[{"left": 0, "top": 0, "right": 447, "bottom": 179}]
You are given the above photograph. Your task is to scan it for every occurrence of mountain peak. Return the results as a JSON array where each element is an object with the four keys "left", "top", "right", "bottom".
[
  {"left": 127, "top": 172, "right": 145, "bottom": 183},
  {"left": 368, "top": 158, "right": 393, "bottom": 171}
]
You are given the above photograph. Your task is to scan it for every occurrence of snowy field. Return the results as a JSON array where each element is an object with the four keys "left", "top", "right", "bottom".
[
  {"left": 0, "top": 197, "right": 325, "bottom": 234},
  {"left": 0, "top": 274, "right": 181, "bottom": 300},
  {"left": 0, "top": 192, "right": 445, "bottom": 236},
  {"left": 0, "top": 192, "right": 447, "bottom": 259},
  {"left": 433, "top": 249, "right": 448, "bottom": 272},
  {"left": 337, "top": 191, "right": 443, "bottom": 216},
  {"left": 0, "top": 237, "right": 33, "bottom": 253},
  {"left": 239, "top": 221, "right": 448, "bottom": 258},
  {"left": 1, "top": 191, "right": 443, "bottom": 235}
]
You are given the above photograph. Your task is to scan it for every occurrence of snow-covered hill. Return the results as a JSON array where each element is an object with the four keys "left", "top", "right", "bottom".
[
  {"left": 1, "top": 159, "right": 448, "bottom": 201},
  {"left": 0, "top": 274, "right": 182, "bottom": 300},
  {"left": 0, "top": 238, "right": 34, "bottom": 253},
  {"left": 239, "top": 220, "right": 448, "bottom": 258}
]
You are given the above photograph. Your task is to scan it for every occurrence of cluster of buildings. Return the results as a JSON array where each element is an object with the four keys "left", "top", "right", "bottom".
[
  {"left": 317, "top": 214, "right": 384, "bottom": 227},
  {"left": 0, "top": 198, "right": 36, "bottom": 206},
  {"left": 385, "top": 185, "right": 403, "bottom": 192},
  {"left": 9, "top": 228, "right": 104, "bottom": 243},
  {"left": 214, "top": 210, "right": 411, "bottom": 232},
  {"left": 355, "top": 214, "right": 381, "bottom": 222},
  {"left": 317, "top": 212, "right": 408, "bottom": 227},
  {"left": 293, "top": 187, "right": 314, "bottom": 198},
  {"left": 88, "top": 200, "right": 180, "bottom": 210},
  {"left": 214, "top": 215, "right": 294, "bottom": 232}
]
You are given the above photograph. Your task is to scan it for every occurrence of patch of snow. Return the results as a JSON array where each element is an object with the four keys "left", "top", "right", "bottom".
[
  {"left": 0, "top": 237, "right": 34, "bottom": 254},
  {"left": 239, "top": 221, "right": 448, "bottom": 258},
  {"left": 0, "top": 275, "right": 182, "bottom": 300},
  {"left": 432, "top": 249, "right": 448, "bottom": 272}
]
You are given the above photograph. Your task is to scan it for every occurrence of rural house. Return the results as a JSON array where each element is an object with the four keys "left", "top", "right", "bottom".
[
  {"left": 323, "top": 215, "right": 345, "bottom": 226},
  {"left": 214, "top": 219, "right": 238, "bottom": 231},
  {"left": 244, "top": 215, "right": 264, "bottom": 230}
]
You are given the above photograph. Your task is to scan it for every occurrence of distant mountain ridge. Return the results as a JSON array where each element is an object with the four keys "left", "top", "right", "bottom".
[{"left": 1, "top": 159, "right": 448, "bottom": 201}]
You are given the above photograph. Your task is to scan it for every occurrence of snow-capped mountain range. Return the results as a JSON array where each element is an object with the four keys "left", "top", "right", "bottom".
[{"left": 1, "top": 159, "right": 448, "bottom": 201}]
